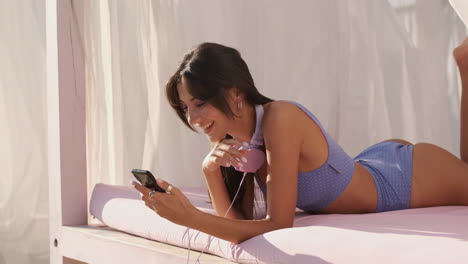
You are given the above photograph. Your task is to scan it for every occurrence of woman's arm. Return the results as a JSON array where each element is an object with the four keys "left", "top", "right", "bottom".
[
  {"left": 261, "top": 102, "right": 302, "bottom": 228},
  {"left": 203, "top": 167, "right": 245, "bottom": 219},
  {"left": 133, "top": 179, "right": 277, "bottom": 244},
  {"left": 188, "top": 102, "right": 304, "bottom": 242},
  {"left": 188, "top": 208, "right": 277, "bottom": 244},
  {"left": 203, "top": 138, "right": 254, "bottom": 220},
  {"left": 134, "top": 102, "right": 303, "bottom": 243}
]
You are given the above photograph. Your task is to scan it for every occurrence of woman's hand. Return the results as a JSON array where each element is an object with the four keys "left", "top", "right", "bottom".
[
  {"left": 132, "top": 178, "right": 196, "bottom": 226},
  {"left": 202, "top": 138, "right": 249, "bottom": 173}
]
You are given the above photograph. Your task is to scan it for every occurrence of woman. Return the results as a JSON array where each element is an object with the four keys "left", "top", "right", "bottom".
[{"left": 133, "top": 40, "right": 468, "bottom": 244}]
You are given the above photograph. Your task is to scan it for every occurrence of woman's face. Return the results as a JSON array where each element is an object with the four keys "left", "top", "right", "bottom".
[{"left": 177, "top": 78, "right": 234, "bottom": 142}]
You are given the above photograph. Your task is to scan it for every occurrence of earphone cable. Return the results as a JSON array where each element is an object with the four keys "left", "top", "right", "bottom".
[{"left": 185, "top": 172, "right": 248, "bottom": 263}]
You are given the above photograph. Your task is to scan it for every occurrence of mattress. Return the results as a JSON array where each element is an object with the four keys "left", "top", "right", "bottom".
[{"left": 90, "top": 183, "right": 468, "bottom": 264}]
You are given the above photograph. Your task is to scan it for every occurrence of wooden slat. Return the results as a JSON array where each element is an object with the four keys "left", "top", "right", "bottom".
[
  {"left": 60, "top": 226, "right": 235, "bottom": 264},
  {"left": 48, "top": 0, "right": 87, "bottom": 263}
]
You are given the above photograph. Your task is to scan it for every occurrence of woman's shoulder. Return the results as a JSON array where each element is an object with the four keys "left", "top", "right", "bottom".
[
  {"left": 263, "top": 100, "right": 302, "bottom": 114},
  {"left": 262, "top": 100, "right": 325, "bottom": 139},
  {"left": 263, "top": 100, "right": 308, "bottom": 120},
  {"left": 262, "top": 100, "right": 309, "bottom": 132}
]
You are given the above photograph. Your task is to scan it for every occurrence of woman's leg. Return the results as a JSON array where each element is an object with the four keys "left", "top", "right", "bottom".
[
  {"left": 409, "top": 40, "right": 468, "bottom": 208},
  {"left": 410, "top": 143, "right": 468, "bottom": 208},
  {"left": 454, "top": 38, "right": 468, "bottom": 164}
]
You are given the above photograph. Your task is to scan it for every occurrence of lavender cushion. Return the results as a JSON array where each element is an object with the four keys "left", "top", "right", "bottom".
[{"left": 90, "top": 183, "right": 468, "bottom": 263}]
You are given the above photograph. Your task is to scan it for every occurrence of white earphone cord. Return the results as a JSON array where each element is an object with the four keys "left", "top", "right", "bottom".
[{"left": 185, "top": 172, "right": 249, "bottom": 264}]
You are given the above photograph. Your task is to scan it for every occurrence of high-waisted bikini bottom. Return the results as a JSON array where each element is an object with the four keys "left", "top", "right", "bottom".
[{"left": 354, "top": 141, "right": 414, "bottom": 212}]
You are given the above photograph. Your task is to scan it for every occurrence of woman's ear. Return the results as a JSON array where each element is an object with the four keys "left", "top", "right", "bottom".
[
  {"left": 228, "top": 87, "right": 244, "bottom": 103},
  {"left": 226, "top": 87, "right": 245, "bottom": 119}
]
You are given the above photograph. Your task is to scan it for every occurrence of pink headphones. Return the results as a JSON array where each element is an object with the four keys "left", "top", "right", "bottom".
[{"left": 232, "top": 105, "right": 266, "bottom": 173}]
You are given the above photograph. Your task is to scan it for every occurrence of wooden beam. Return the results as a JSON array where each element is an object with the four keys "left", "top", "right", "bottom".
[
  {"left": 47, "top": 0, "right": 87, "bottom": 263},
  {"left": 60, "top": 226, "right": 235, "bottom": 263},
  {"left": 47, "top": 1, "right": 233, "bottom": 263}
]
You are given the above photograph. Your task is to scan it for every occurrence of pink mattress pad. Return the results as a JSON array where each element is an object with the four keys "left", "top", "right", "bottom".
[{"left": 90, "top": 183, "right": 468, "bottom": 263}]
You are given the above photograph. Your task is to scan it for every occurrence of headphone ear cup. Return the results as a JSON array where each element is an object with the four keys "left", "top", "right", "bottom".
[{"left": 232, "top": 146, "right": 266, "bottom": 173}]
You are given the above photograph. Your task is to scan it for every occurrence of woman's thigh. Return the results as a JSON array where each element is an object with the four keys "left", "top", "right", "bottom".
[{"left": 410, "top": 143, "right": 468, "bottom": 208}]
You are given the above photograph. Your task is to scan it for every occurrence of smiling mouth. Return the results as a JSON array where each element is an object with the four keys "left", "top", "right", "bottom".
[{"left": 203, "top": 121, "right": 214, "bottom": 134}]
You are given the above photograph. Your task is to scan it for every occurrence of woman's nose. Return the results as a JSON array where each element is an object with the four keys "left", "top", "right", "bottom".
[{"left": 187, "top": 108, "right": 201, "bottom": 126}]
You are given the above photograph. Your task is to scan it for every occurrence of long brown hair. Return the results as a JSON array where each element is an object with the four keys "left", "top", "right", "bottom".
[{"left": 166, "top": 42, "right": 272, "bottom": 218}]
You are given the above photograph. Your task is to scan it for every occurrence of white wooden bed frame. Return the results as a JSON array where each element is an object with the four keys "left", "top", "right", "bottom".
[{"left": 46, "top": 0, "right": 234, "bottom": 263}]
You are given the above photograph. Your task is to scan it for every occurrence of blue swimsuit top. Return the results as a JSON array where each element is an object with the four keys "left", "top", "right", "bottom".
[{"left": 254, "top": 101, "right": 355, "bottom": 212}]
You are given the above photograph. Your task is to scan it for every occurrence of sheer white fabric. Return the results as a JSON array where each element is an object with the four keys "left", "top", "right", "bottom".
[
  {"left": 72, "top": 0, "right": 465, "bottom": 193},
  {"left": 450, "top": 0, "right": 468, "bottom": 27},
  {"left": 0, "top": 0, "right": 48, "bottom": 263},
  {"left": 0, "top": 1, "right": 465, "bottom": 263}
]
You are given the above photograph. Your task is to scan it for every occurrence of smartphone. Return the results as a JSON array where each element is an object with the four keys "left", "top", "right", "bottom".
[{"left": 131, "top": 169, "right": 166, "bottom": 193}]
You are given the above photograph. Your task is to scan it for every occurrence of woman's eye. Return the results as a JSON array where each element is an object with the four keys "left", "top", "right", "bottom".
[
  {"left": 180, "top": 100, "right": 204, "bottom": 114},
  {"left": 195, "top": 100, "right": 206, "bottom": 107}
]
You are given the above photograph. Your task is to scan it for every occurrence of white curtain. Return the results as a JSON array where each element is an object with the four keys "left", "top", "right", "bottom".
[
  {"left": 72, "top": 0, "right": 465, "bottom": 193},
  {"left": 0, "top": 0, "right": 464, "bottom": 263},
  {"left": 0, "top": 0, "right": 48, "bottom": 263}
]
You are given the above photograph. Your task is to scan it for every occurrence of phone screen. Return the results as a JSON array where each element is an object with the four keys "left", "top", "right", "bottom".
[{"left": 131, "top": 169, "right": 166, "bottom": 193}]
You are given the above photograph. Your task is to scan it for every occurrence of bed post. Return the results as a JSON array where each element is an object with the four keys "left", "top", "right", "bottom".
[{"left": 47, "top": 0, "right": 87, "bottom": 263}]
